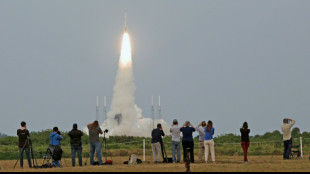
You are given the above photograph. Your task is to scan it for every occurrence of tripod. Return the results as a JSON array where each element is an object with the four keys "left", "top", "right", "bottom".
[
  {"left": 102, "top": 130, "right": 113, "bottom": 165},
  {"left": 40, "top": 148, "right": 53, "bottom": 168},
  {"left": 184, "top": 148, "right": 191, "bottom": 172},
  {"left": 160, "top": 140, "right": 169, "bottom": 163},
  {"left": 13, "top": 137, "right": 38, "bottom": 169}
]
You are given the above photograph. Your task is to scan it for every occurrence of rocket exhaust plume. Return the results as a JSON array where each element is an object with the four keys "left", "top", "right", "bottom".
[{"left": 100, "top": 14, "right": 169, "bottom": 137}]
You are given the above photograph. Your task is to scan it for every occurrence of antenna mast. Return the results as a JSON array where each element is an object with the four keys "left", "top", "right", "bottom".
[
  {"left": 96, "top": 96, "right": 99, "bottom": 121},
  {"left": 158, "top": 96, "right": 161, "bottom": 120}
]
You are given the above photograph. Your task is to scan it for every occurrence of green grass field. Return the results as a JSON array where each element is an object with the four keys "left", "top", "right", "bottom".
[{"left": 1, "top": 155, "right": 310, "bottom": 172}]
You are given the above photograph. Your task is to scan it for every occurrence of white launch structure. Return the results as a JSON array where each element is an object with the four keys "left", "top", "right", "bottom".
[
  {"left": 96, "top": 96, "right": 99, "bottom": 122},
  {"left": 99, "top": 14, "right": 169, "bottom": 137}
]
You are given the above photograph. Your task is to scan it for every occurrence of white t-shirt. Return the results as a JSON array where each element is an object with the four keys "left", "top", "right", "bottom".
[{"left": 170, "top": 125, "right": 181, "bottom": 142}]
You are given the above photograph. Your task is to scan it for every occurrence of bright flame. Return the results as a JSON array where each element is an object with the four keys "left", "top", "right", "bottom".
[{"left": 120, "top": 32, "right": 132, "bottom": 67}]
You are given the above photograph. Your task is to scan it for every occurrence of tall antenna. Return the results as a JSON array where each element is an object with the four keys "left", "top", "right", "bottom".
[
  {"left": 103, "top": 96, "right": 107, "bottom": 121},
  {"left": 158, "top": 95, "right": 161, "bottom": 120},
  {"left": 151, "top": 96, "right": 155, "bottom": 129},
  {"left": 96, "top": 96, "right": 99, "bottom": 121}
]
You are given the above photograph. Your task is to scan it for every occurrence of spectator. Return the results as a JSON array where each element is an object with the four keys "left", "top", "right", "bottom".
[
  {"left": 17, "top": 121, "right": 32, "bottom": 169},
  {"left": 204, "top": 120, "right": 215, "bottom": 164},
  {"left": 281, "top": 118, "right": 295, "bottom": 160},
  {"left": 196, "top": 121, "right": 207, "bottom": 163},
  {"left": 240, "top": 122, "right": 250, "bottom": 163},
  {"left": 68, "top": 123, "right": 83, "bottom": 167},
  {"left": 180, "top": 121, "right": 196, "bottom": 163},
  {"left": 87, "top": 121, "right": 103, "bottom": 165},
  {"left": 170, "top": 119, "right": 181, "bottom": 163},
  {"left": 49, "top": 127, "right": 63, "bottom": 167},
  {"left": 151, "top": 123, "right": 165, "bottom": 163}
]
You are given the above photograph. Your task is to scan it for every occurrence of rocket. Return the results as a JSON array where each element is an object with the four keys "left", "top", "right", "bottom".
[{"left": 124, "top": 12, "right": 128, "bottom": 32}]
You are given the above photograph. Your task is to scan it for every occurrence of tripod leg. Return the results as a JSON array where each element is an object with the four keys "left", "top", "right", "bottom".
[{"left": 13, "top": 141, "right": 28, "bottom": 169}]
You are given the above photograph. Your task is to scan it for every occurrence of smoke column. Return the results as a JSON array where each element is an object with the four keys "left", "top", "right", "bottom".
[{"left": 100, "top": 30, "right": 169, "bottom": 137}]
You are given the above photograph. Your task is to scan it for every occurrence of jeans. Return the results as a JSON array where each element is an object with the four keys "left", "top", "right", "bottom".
[
  {"left": 171, "top": 141, "right": 181, "bottom": 162},
  {"left": 182, "top": 140, "right": 194, "bottom": 163},
  {"left": 90, "top": 142, "right": 102, "bottom": 165},
  {"left": 283, "top": 138, "right": 293, "bottom": 159},
  {"left": 19, "top": 148, "right": 32, "bottom": 168},
  {"left": 241, "top": 142, "right": 250, "bottom": 162},
  {"left": 71, "top": 145, "right": 83, "bottom": 167}
]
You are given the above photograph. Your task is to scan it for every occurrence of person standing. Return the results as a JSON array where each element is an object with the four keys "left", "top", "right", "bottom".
[
  {"left": 17, "top": 121, "right": 32, "bottom": 169},
  {"left": 87, "top": 121, "right": 103, "bottom": 165},
  {"left": 151, "top": 123, "right": 165, "bottom": 163},
  {"left": 196, "top": 121, "right": 207, "bottom": 163},
  {"left": 49, "top": 127, "right": 63, "bottom": 167},
  {"left": 180, "top": 121, "right": 196, "bottom": 163},
  {"left": 240, "top": 122, "right": 250, "bottom": 163},
  {"left": 281, "top": 118, "right": 296, "bottom": 160},
  {"left": 170, "top": 119, "right": 181, "bottom": 163},
  {"left": 204, "top": 120, "right": 215, "bottom": 164},
  {"left": 68, "top": 123, "right": 83, "bottom": 167}
]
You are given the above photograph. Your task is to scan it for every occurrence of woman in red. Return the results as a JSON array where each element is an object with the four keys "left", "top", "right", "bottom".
[{"left": 240, "top": 122, "right": 250, "bottom": 163}]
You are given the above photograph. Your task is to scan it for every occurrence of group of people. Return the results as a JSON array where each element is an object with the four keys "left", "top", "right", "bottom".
[
  {"left": 17, "top": 120, "right": 104, "bottom": 168},
  {"left": 17, "top": 117, "right": 296, "bottom": 168},
  {"left": 151, "top": 118, "right": 296, "bottom": 164}
]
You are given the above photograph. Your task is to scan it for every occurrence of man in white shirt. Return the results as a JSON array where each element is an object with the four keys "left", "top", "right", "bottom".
[
  {"left": 281, "top": 118, "right": 295, "bottom": 160},
  {"left": 170, "top": 119, "right": 181, "bottom": 163}
]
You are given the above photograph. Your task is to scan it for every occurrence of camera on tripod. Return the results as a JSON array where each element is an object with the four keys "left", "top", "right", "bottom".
[{"left": 104, "top": 129, "right": 108, "bottom": 133}]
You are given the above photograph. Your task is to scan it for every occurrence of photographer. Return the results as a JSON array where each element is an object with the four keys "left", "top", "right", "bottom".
[
  {"left": 87, "top": 121, "right": 103, "bottom": 165},
  {"left": 196, "top": 121, "right": 206, "bottom": 163},
  {"left": 281, "top": 118, "right": 296, "bottom": 160},
  {"left": 180, "top": 121, "right": 196, "bottom": 163},
  {"left": 49, "top": 127, "right": 63, "bottom": 167},
  {"left": 68, "top": 124, "right": 83, "bottom": 167},
  {"left": 170, "top": 119, "right": 181, "bottom": 163},
  {"left": 17, "top": 121, "right": 32, "bottom": 169},
  {"left": 151, "top": 123, "right": 165, "bottom": 163}
]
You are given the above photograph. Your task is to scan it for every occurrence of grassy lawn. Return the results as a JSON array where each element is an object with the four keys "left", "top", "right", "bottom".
[{"left": 0, "top": 155, "right": 309, "bottom": 172}]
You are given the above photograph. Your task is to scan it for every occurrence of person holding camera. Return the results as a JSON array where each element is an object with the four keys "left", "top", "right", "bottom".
[
  {"left": 281, "top": 118, "right": 296, "bottom": 160},
  {"left": 240, "top": 122, "right": 250, "bottom": 163},
  {"left": 87, "top": 121, "right": 103, "bottom": 165},
  {"left": 68, "top": 123, "right": 83, "bottom": 167},
  {"left": 180, "top": 121, "right": 196, "bottom": 163},
  {"left": 49, "top": 127, "right": 63, "bottom": 167},
  {"left": 17, "top": 121, "right": 32, "bottom": 169},
  {"left": 196, "top": 121, "right": 207, "bottom": 163},
  {"left": 151, "top": 123, "right": 165, "bottom": 163},
  {"left": 204, "top": 120, "right": 215, "bottom": 164},
  {"left": 170, "top": 119, "right": 181, "bottom": 163}
]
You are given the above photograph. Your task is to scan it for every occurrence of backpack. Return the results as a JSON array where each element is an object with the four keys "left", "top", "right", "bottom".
[
  {"left": 128, "top": 154, "right": 137, "bottom": 165},
  {"left": 52, "top": 146, "right": 63, "bottom": 161}
]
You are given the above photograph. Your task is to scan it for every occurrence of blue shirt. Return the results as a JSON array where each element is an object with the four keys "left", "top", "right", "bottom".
[
  {"left": 180, "top": 127, "right": 195, "bottom": 142},
  {"left": 204, "top": 127, "right": 215, "bottom": 141},
  {"left": 49, "top": 132, "right": 63, "bottom": 146}
]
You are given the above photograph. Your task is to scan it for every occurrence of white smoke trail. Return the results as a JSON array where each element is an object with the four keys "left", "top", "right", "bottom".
[{"left": 99, "top": 32, "right": 170, "bottom": 137}]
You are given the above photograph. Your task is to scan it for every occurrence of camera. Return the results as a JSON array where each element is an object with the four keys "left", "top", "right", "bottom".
[
  {"left": 104, "top": 129, "right": 109, "bottom": 133},
  {"left": 57, "top": 131, "right": 61, "bottom": 135}
]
